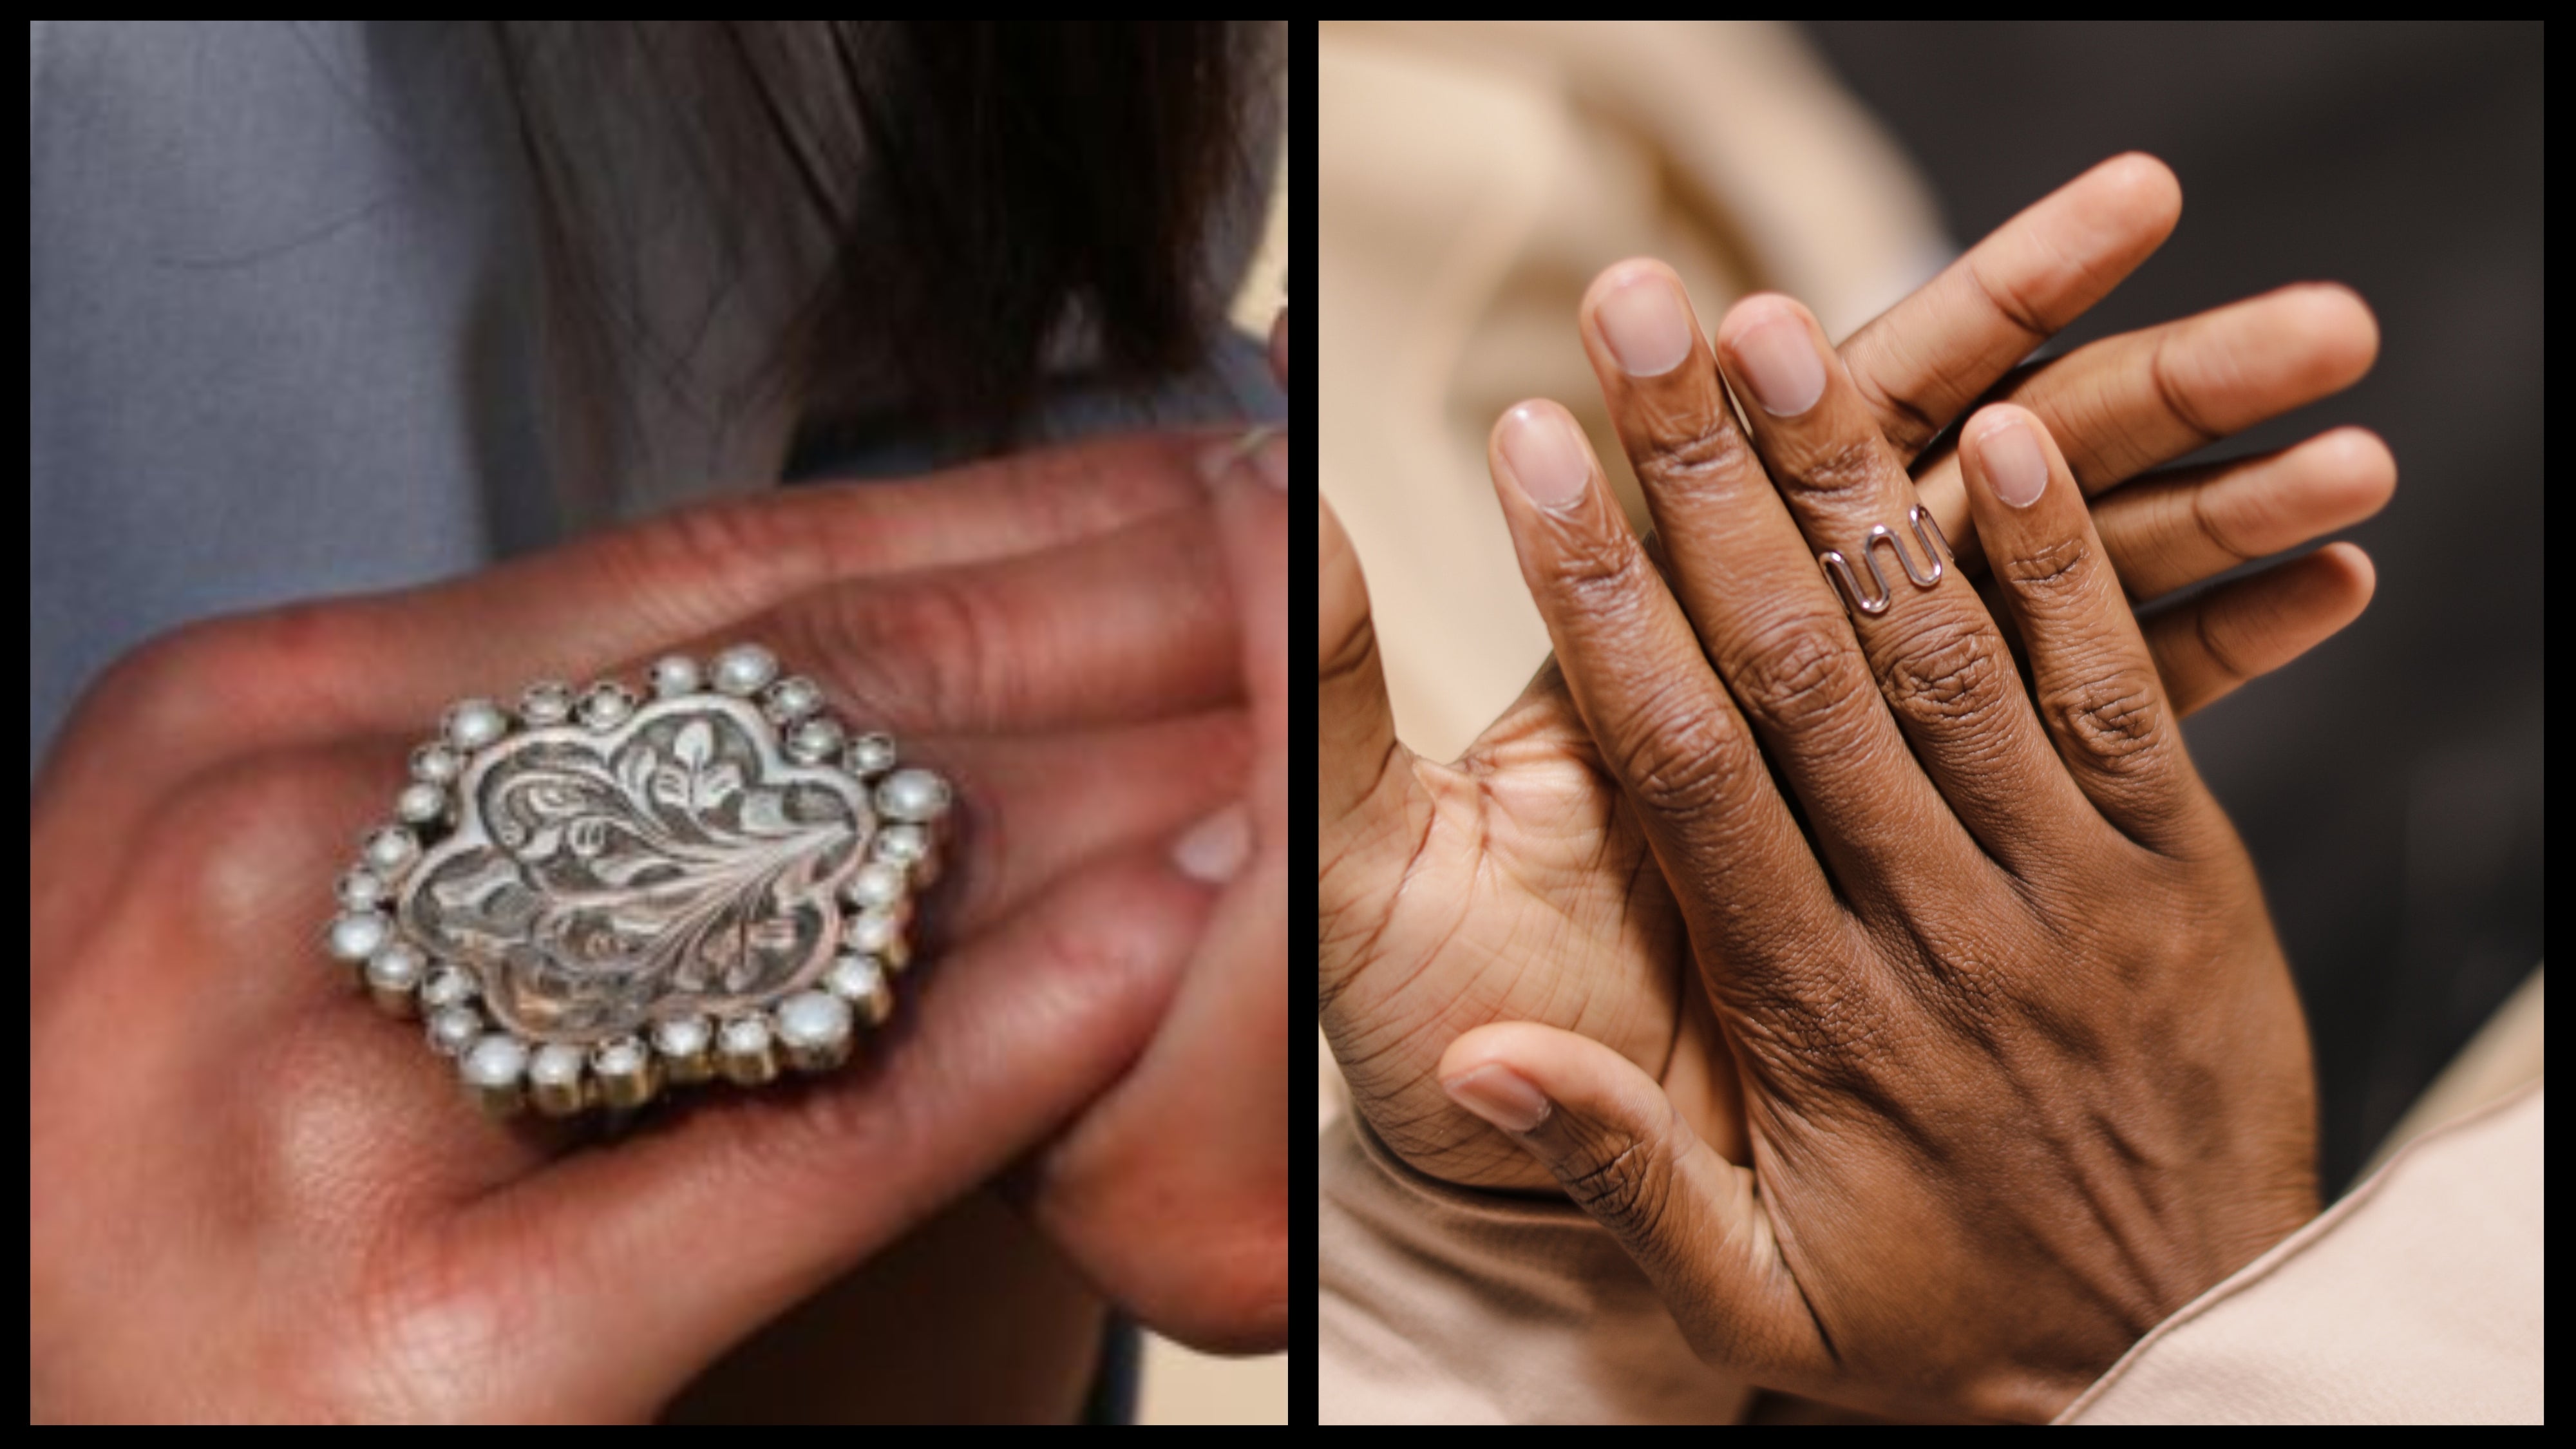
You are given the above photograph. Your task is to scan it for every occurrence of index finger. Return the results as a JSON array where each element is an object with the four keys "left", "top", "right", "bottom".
[{"left": 1839, "top": 153, "right": 2183, "bottom": 462}]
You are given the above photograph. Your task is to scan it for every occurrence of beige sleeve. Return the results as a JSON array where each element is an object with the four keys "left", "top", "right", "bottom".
[
  {"left": 2058, "top": 1081, "right": 2544, "bottom": 1425},
  {"left": 1318, "top": 1113, "right": 1756, "bottom": 1425}
]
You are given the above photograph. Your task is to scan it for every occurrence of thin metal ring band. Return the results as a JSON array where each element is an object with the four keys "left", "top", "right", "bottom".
[{"left": 1818, "top": 505, "right": 1952, "bottom": 618}]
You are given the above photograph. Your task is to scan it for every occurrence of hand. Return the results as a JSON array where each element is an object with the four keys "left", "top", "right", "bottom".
[
  {"left": 1025, "top": 310, "right": 1291, "bottom": 1352},
  {"left": 1448, "top": 292, "right": 2317, "bottom": 1418},
  {"left": 1320, "top": 154, "right": 2382, "bottom": 1191},
  {"left": 30, "top": 436, "right": 1250, "bottom": 1421}
]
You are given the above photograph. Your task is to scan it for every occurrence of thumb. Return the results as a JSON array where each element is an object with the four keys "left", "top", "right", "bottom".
[{"left": 1437, "top": 1023, "right": 1823, "bottom": 1373}]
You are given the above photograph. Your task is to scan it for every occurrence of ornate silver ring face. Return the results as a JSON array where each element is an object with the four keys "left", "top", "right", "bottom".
[{"left": 321, "top": 644, "right": 951, "bottom": 1118}]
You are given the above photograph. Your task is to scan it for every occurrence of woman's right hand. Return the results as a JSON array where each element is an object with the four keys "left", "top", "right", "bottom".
[
  {"left": 30, "top": 435, "right": 1251, "bottom": 1420},
  {"left": 1319, "top": 154, "right": 2388, "bottom": 1191}
]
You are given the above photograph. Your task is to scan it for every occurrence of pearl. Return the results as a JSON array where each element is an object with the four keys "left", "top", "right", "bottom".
[
  {"left": 844, "top": 732, "right": 897, "bottom": 776},
  {"left": 325, "top": 911, "right": 390, "bottom": 962},
  {"left": 841, "top": 861, "right": 905, "bottom": 911},
  {"left": 775, "top": 990, "right": 853, "bottom": 1072},
  {"left": 527, "top": 1042, "right": 589, "bottom": 1117},
  {"left": 365, "top": 942, "right": 428, "bottom": 1016},
  {"left": 336, "top": 867, "right": 388, "bottom": 909},
  {"left": 394, "top": 781, "right": 447, "bottom": 825},
  {"left": 426, "top": 1006, "right": 482, "bottom": 1056},
  {"left": 419, "top": 965, "right": 478, "bottom": 1010},
  {"left": 842, "top": 910, "right": 902, "bottom": 956},
  {"left": 654, "top": 1015, "right": 711, "bottom": 1057},
  {"left": 529, "top": 1042, "right": 585, "bottom": 1086},
  {"left": 822, "top": 954, "right": 893, "bottom": 1026},
  {"left": 762, "top": 676, "right": 823, "bottom": 723},
  {"left": 711, "top": 644, "right": 779, "bottom": 697},
  {"left": 518, "top": 680, "right": 575, "bottom": 724},
  {"left": 650, "top": 655, "right": 703, "bottom": 697},
  {"left": 717, "top": 1014, "right": 779, "bottom": 1085},
  {"left": 653, "top": 1015, "right": 715, "bottom": 1085},
  {"left": 579, "top": 681, "right": 638, "bottom": 729},
  {"left": 591, "top": 1036, "right": 659, "bottom": 1108},
  {"left": 443, "top": 699, "right": 508, "bottom": 751},
  {"left": 787, "top": 715, "right": 845, "bottom": 764},
  {"left": 365, "top": 942, "right": 426, "bottom": 992},
  {"left": 876, "top": 768, "right": 951, "bottom": 824},
  {"left": 363, "top": 826, "right": 419, "bottom": 874},
  {"left": 410, "top": 743, "right": 464, "bottom": 783},
  {"left": 873, "top": 824, "right": 929, "bottom": 866},
  {"left": 460, "top": 1034, "right": 529, "bottom": 1089}
]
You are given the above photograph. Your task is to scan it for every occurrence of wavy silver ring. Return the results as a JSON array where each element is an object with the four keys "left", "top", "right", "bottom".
[
  {"left": 1818, "top": 506, "right": 1953, "bottom": 618},
  {"left": 319, "top": 644, "right": 951, "bottom": 1119}
]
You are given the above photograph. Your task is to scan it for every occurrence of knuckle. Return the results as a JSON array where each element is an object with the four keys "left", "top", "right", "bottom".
[
  {"left": 1640, "top": 419, "right": 1756, "bottom": 493},
  {"left": 1784, "top": 434, "right": 1889, "bottom": 499},
  {"left": 79, "top": 607, "right": 346, "bottom": 752},
  {"left": 2050, "top": 673, "right": 2169, "bottom": 773},
  {"left": 1544, "top": 527, "right": 1654, "bottom": 611},
  {"left": 1728, "top": 616, "right": 1870, "bottom": 739},
  {"left": 1877, "top": 616, "right": 2012, "bottom": 730},
  {"left": 783, "top": 573, "right": 1006, "bottom": 729},
  {"left": 152, "top": 750, "right": 356, "bottom": 935},
  {"left": 1608, "top": 679, "right": 1748, "bottom": 822},
  {"left": 1560, "top": 1126, "right": 1671, "bottom": 1233},
  {"left": 615, "top": 496, "right": 832, "bottom": 618}
]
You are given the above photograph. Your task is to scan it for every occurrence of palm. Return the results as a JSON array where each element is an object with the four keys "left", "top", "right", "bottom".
[{"left": 1323, "top": 676, "right": 1738, "bottom": 1191}]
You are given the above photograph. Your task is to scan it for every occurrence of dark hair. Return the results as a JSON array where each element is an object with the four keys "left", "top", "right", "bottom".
[{"left": 488, "top": 21, "right": 1262, "bottom": 459}]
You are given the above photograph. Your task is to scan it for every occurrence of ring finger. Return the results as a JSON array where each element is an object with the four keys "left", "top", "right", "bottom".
[{"left": 1711, "top": 294, "right": 2093, "bottom": 880}]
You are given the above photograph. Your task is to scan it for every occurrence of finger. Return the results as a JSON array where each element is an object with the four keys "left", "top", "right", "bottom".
[
  {"left": 1842, "top": 152, "right": 2183, "bottom": 460},
  {"left": 2143, "top": 543, "right": 2377, "bottom": 717},
  {"left": 1437, "top": 1022, "right": 1823, "bottom": 1376},
  {"left": 1915, "top": 283, "right": 2381, "bottom": 564},
  {"left": 2090, "top": 427, "right": 2396, "bottom": 601},
  {"left": 176, "top": 433, "right": 1224, "bottom": 745},
  {"left": 1318, "top": 493, "right": 1414, "bottom": 871},
  {"left": 486, "top": 845, "right": 1217, "bottom": 1405},
  {"left": 1713, "top": 294, "right": 2094, "bottom": 878},
  {"left": 1030, "top": 450, "right": 1291, "bottom": 1353},
  {"left": 1576, "top": 260, "right": 1948, "bottom": 910},
  {"left": 682, "top": 507, "right": 1238, "bottom": 736},
  {"left": 1484, "top": 399, "right": 1839, "bottom": 958},
  {"left": 1960, "top": 406, "right": 2210, "bottom": 849}
]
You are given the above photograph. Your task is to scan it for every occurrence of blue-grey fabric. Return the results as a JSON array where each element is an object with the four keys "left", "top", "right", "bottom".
[{"left": 28, "top": 21, "right": 1282, "bottom": 769}]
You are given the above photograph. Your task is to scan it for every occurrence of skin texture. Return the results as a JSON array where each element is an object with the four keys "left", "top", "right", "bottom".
[
  {"left": 1450, "top": 334, "right": 2321, "bottom": 1416},
  {"left": 1319, "top": 155, "right": 2385, "bottom": 1194},
  {"left": 29, "top": 419, "right": 1287, "bottom": 1421}
]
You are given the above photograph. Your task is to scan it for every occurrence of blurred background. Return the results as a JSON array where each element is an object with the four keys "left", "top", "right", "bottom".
[
  {"left": 1803, "top": 20, "right": 2542, "bottom": 1189},
  {"left": 1320, "top": 21, "right": 2542, "bottom": 1192}
]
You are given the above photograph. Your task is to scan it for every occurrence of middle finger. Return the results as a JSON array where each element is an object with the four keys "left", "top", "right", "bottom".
[{"left": 1712, "top": 294, "right": 2094, "bottom": 880}]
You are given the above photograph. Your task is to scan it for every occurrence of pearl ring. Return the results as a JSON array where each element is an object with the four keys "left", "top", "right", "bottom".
[{"left": 322, "top": 645, "right": 951, "bottom": 1118}]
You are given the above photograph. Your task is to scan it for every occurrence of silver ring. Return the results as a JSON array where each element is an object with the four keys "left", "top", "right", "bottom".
[
  {"left": 1818, "top": 505, "right": 1951, "bottom": 617},
  {"left": 321, "top": 644, "right": 951, "bottom": 1119}
]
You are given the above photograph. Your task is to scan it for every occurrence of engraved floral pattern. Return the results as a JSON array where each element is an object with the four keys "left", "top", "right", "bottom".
[{"left": 399, "top": 697, "right": 871, "bottom": 1041}]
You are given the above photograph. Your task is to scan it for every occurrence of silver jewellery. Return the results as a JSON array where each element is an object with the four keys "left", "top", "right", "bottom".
[
  {"left": 1818, "top": 506, "right": 1953, "bottom": 617},
  {"left": 322, "top": 644, "right": 952, "bottom": 1119}
]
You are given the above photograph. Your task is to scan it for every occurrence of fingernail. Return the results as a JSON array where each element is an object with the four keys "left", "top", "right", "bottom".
[
  {"left": 1442, "top": 1065, "right": 1552, "bottom": 1135},
  {"left": 1975, "top": 416, "right": 2049, "bottom": 509},
  {"left": 1171, "top": 802, "right": 1253, "bottom": 884},
  {"left": 1199, "top": 427, "right": 1287, "bottom": 493},
  {"left": 1732, "top": 309, "right": 1826, "bottom": 416},
  {"left": 1495, "top": 404, "right": 1591, "bottom": 509},
  {"left": 1596, "top": 269, "right": 1693, "bottom": 377}
]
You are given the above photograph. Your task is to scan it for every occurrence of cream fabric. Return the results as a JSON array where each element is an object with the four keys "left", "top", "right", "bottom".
[
  {"left": 1319, "top": 1112, "right": 1756, "bottom": 1425},
  {"left": 1319, "top": 20, "right": 1946, "bottom": 766},
  {"left": 2060, "top": 1081, "right": 2544, "bottom": 1425}
]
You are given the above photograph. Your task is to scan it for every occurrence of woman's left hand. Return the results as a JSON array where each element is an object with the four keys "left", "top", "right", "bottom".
[{"left": 1445, "top": 290, "right": 2321, "bottom": 1420}]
